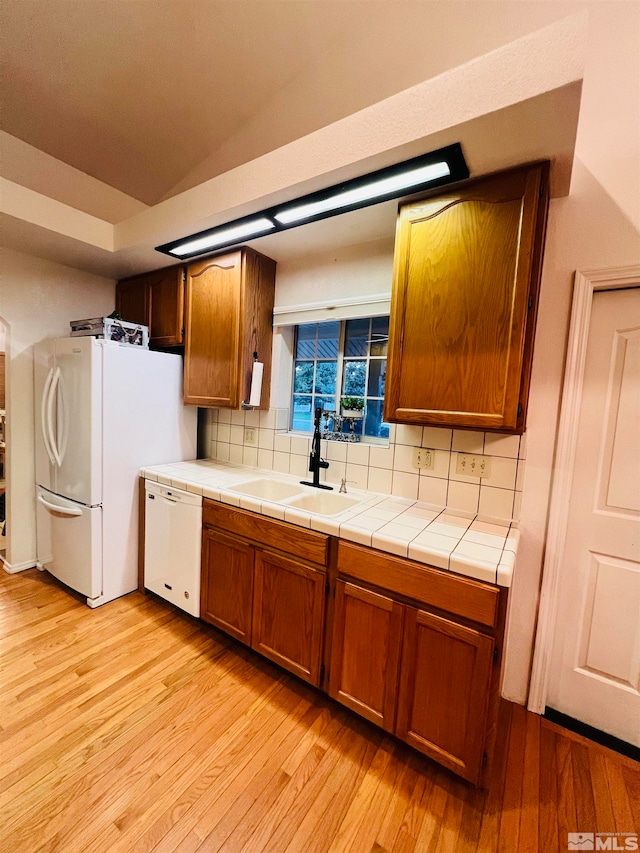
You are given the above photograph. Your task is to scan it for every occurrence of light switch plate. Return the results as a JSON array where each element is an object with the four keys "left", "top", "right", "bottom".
[{"left": 456, "top": 453, "right": 491, "bottom": 478}]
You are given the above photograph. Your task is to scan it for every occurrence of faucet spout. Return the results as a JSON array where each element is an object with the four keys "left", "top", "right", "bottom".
[{"left": 300, "top": 407, "right": 333, "bottom": 490}]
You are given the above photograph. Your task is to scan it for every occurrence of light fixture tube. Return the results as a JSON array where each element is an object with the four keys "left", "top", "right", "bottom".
[
  {"left": 156, "top": 144, "right": 468, "bottom": 259},
  {"left": 168, "top": 217, "right": 276, "bottom": 257},
  {"left": 274, "top": 161, "right": 451, "bottom": 225}
]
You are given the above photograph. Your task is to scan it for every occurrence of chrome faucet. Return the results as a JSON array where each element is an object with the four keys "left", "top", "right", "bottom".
[{"left": 300, "top": 407, "right": 332, "bottom": 490}]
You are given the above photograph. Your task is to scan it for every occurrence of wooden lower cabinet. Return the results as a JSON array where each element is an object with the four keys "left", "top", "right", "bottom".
[
  {"left": 252, "top": 550, "right": 325, "bottom": 686},
  {"left": 201, "top": 528, "right": 254, "bottom": 645},
  {"left": 396, "top": 607, "right": 495, "bottom": 784},
  {"left": 329, "top": 580, "right": 403, "bottom": 732},
  {"left": 201, "top": 502, "right": 328, "bottom": 686},
  {"left": 199, "top": 502, "right": 504, "bottom": 784}
]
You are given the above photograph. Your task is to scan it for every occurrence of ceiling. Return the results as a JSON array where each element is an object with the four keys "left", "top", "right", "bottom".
[
  {"left": 0, "top": 1, "right": 588, "bottom": 278},
  {"left": 0, "top": 0, "right": 370, "bottom": 204}
]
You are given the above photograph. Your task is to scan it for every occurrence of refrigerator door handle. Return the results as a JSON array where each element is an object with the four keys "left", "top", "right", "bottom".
[
  {"left": 47, "top": 367, "right": 63, "bottom": 467},
  {"left": 40, "top": 367, "right": 56, "bottom": 465},
  {"left": 57, "top": 372, "right": 69, "bottom": 465},
  {"left": 37, "top": 492, "right": 83, "bottom": 517}
]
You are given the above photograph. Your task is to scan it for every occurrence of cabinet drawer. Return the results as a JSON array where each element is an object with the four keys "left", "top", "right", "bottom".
[
  {"left": 203, "top": 499, "right": 328, "bottom": 567},
  {"left": 337, "top": 541, "right": 499, "bottom": 629}
]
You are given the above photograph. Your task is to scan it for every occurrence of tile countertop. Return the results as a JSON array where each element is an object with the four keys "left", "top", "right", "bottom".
[{"left": 141, "top": 459, "right": 519, "bottom": 588}]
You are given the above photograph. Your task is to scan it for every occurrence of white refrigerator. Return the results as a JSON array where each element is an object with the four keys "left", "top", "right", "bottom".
[{"left": 34, "top": 336, "right": 197, "bottom": 607}]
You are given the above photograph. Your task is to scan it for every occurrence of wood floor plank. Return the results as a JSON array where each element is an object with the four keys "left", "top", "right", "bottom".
[
  {"left": 571, "top": 740, "right": 597, "bottom": 831},
  {"left": 588, "top": 750, "right": 617, "bottom": 834},
  {"left": 604, "top": 756, "right": 636, "bottom": 835},
  {"left": 457, "top": 782, "right": 487, "bottom": 852},
  {"left": 323, "top": 740, "right": 396, "bottom": 853},
  {"left": 38, "top": 665, "right": 287, "bottom": 853},
  {"left": 433, "top": 777, "right": 468, "bottom": 853},
  {"left": 518, "top": 709, "right": 540, "bottom": 853},
  {"left": 2, "top": 568, "right": 638, "bottom": 853},
  {"left": 412, "top": 769, "right": 450, "bottom": 853},
  {"left": 498, "top": 701, "right": 527, "bottom": 851},
  {"left": 129, "top": 692, "right": 341, "bottom": 851},
  {"left": 279, "top": 720, "right": 382, "bottom": 853},
  {"left": 556, "top": 731, "right": 578, "bottom": 847},
  {"left": 374, "top": 747, "right": 421, "bottom": 852},
  {"left": 538, "top": 714, "right": 560, "bottom": 853},
  {"left": 477, "top": 699, "right": 513, "bottom": 852},
  {"left": 621, "top": 763, "right": 640, "bottom": 832}
]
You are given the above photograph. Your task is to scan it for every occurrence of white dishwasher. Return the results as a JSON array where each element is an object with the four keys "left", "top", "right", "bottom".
[{"left": 144, "top": 480, "right": 202, "bottom": 617}]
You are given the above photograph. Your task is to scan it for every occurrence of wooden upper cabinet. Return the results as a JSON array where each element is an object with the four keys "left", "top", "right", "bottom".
[
  {"left": 184, "top": 247, "right": 276, "bottom": 409},
  {"left": 115, "top": 274, "right": 150, "bottom": 328},
  {"left": 116, "top": 265, "right": 185, "bottom": 348},
  {"left": 148, "top": 266, "right": 185, "bottom": 347},
  {"left": 385, "top": 163, "right": 549, "bottom": 432}
]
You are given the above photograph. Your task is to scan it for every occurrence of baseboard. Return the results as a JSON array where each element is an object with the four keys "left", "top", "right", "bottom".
[
  {"left": 1, "top": 556, "right": 38, "bottom": 573},
  {"left": 544, "top": 707, "right": 640, "bottom": 762}
]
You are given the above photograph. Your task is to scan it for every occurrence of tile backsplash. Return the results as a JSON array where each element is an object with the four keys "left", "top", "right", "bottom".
[{"left": 203, "top": 408, "right": 526, "bottom": 523}]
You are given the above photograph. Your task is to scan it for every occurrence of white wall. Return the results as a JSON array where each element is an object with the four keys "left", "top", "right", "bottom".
[
  {"left": 0, "top": 248, "right": 114, "bottom": 570},
  {"left": 275, "top": 238, "right": 394, "bottom": 312}
]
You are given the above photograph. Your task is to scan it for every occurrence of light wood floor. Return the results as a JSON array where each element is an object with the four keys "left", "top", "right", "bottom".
[{"left": 1, "top": 569, "right": 638, "bottom": 853}]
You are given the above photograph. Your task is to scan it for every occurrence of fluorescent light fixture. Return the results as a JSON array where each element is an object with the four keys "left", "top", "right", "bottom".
[
  {"left": 274, "top": 161, "right": 451, "bottom": 225},
  {"left": 167, "top": 217, "right": 276, "bottom": 257},
  {"left": 156, "top": 144, "right": 468, "bottom": 259}
]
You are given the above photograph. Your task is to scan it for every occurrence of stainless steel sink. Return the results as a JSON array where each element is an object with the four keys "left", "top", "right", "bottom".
[
  {"left": 227, "top": 478, "right": 306, "bottom": 501},
  {"left": 285, "top": 490, "right": 365, "bottom": 516}
]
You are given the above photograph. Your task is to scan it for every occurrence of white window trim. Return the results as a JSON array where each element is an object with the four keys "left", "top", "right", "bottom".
[{"left": 273, "top": 294, "right": 391, "bottom": 327}]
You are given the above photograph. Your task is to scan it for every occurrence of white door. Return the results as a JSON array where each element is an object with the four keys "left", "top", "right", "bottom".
[
  {"left": 547, "top": 287, "right": 640, "bottom": 745},
  {"left": 36, "top": 487, "right": 102, "bottom": 599},
  {"left": 53, "top": 336, "right": 102, "bottom": 506}
]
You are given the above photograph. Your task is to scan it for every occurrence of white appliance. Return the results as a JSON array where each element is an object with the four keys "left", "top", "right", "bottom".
[
  {"left": 34, "top": 336, "right": 197, "bottom": 607},
  {"left": 144, "top": 481, "right": 202, "bottom": 617}
]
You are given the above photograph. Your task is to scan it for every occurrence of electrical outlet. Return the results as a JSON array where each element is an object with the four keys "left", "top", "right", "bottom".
[
  {"left": 412, "top": 447, "right": 435, "bottom": 470},
  {"left": 456, "top": 453, "right": 491, "bottom": 478},
  {"left": 244, "top": 428, "right": 257, "bottom": 445}
]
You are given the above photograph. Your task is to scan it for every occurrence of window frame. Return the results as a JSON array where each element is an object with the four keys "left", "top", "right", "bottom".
[{"left": 290, "top": 317, "right": 390, "bottom": 443}]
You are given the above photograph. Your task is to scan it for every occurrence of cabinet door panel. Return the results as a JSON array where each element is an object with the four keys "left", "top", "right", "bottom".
[
  {"left": 201, "top": 528, "right": 254, "bottom": 645},
  {"left": 149, "top": 266, "right": 184, "bottom": 347},
  {"left": 329, "top": 581, "right": 403, "bottom": 732},
  {"left": 396, "top": 607, "right": 494, "bottom": 784},
  {"left": 184, "top": 252, "right": 242, "bottom": 407},
  {"left": 116, "top": 276, "right": 150, "bottom": 327},
  {"left": 252, "top": 550, "right": 325, "bottom": 686},
  {"left": 385, "top": 164, "right": 548, "bottom": 431}
]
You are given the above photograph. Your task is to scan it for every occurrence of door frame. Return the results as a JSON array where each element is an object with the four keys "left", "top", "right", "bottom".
[{"left": 528, "top": 264, "right": 640, "bottom": 714}]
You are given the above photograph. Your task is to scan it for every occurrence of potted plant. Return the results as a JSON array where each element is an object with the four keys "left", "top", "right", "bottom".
[{"left": 341, "top": 396, "right": 365, "bottom": 418}]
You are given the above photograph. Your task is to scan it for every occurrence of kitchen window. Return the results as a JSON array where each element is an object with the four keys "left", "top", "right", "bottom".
[{"left": 291, "top": 317, "right": 390, "bottom": 440}]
